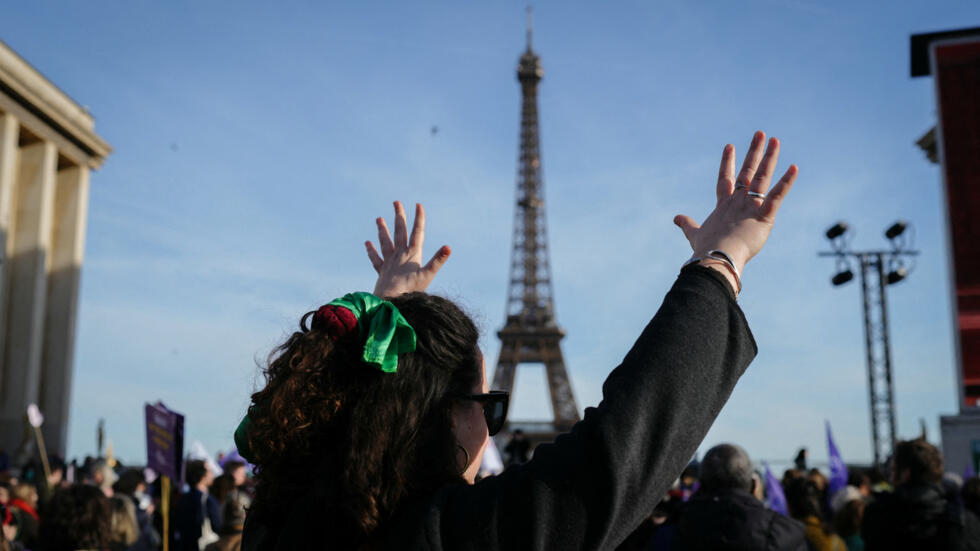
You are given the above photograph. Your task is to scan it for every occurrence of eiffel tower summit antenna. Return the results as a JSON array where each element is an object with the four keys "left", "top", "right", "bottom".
[
  {"left": 526, "top": 5, "right": 533, "bottom": 51},
  {"left": 493, "top": 11, "right": 580, "bottom": 440}
]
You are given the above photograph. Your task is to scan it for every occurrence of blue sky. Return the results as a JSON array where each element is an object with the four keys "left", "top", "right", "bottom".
[{"left": 1, "top": 2, "right": 975, "bottom": 468}]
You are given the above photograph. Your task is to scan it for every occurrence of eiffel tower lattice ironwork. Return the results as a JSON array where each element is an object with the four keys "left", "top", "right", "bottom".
[{"left": 492, "top": 9, "right": 580, "bottom": 434}]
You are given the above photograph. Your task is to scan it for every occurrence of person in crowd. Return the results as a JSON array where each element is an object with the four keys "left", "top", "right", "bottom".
[
  {"left": 91, "top": 458, "right": 118, "bottom": 497},
  {"left": 862, "top": 437, "right": 979, "bottom": 550},
  {"left": 808, "top": 468, "right": 834, "bottom": 520},
  {"left": 847, "top": 470, "right": 872, "bottom": 498},
  {"left": 206, "top": 491, "right": 249, "bottom": 551},
  {"left": 1, "top": 503, "right": 20, "bottom": 551},
  {"left": 782, "top": 467, "right": 804, "bottom": 490},
  {"left": 794, "top": 448, "right": 808, "bottom": 471},
  {"left": 785, "top": 477, "right": 846, "bottom": 551},
  {"left": 108, "top": 495, "right": 140, "bottom": 551},
  {"left": 503, "top": 429, "right": 531, "bottom": 466},
  {"left": 6, "top": 483, "right": 38, "bottom": 549},
  {"left": 673, "top": 462, "right": 700, "bottom": 503},
  {"left": 113, "top": 468, "right": 158, "bottom": 551},
  {"left": 39, "top": 484, "right": 111, "bottom": 551},
  {"left": 211, "top": 474, "right": 236, "bottom": 508},
  {"left": 222, "top": 461, "right": 248, "bottom": 492},
  {"left": 964, "top": 477, "right": 980, "bottom": 518},
  {"left": 33, "top": 456, "right": 68, "bottom": 509},
  {"left": 174, "top": 460, "right": 222, "bottom": 551},
  {"left": 831, "top": 486, "right": 865, "bottom": 551},
  {"left": 235, "top": 131, "right": 798, "bottom": 549},
  {"left": 670, "top": 443, "right": 806, "bottom": 550},
  {"left": 866, "top": 466, "right": 890, "bottom": 494}
]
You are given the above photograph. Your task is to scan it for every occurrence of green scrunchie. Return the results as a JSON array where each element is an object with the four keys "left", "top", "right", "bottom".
[
  {"left": 328, "top": 292, "right": 417, "bottom": 374},
  {"left": 234, "top": 292, "right": 416, "bottom": 463}
]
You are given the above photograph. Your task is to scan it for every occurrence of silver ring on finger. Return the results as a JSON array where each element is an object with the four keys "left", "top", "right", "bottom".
[
  {"left": 734, "top": 183, "right": 747, "bottom": 190},
  {"left": 747, "top": 191, "right": 766, "bottom": 199}
]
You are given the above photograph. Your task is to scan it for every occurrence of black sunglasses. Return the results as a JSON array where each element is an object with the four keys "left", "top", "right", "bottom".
[{"left": 467, "top": 390, "right": 510, "bottom": 436}]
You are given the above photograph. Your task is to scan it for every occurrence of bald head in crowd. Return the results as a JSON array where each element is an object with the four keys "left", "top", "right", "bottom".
[{"left": 700, "top": 443, "right": 755, "bottom": 493}]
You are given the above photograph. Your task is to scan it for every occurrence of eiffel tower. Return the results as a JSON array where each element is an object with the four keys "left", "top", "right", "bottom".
[{"left": 492, "top": 9, "right": 580, "bottom": 439}]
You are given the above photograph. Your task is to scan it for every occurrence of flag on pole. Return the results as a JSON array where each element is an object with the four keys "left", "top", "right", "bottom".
[
  {"left": 827, "top": 420, "right": 848, "bottom": 497},
  {"left": 764, "top": 463, "right": 788, "bottom": 516}
]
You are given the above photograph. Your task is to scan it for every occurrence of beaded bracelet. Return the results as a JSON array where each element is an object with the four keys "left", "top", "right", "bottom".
[{"left": 682, "top": 250, "right": 742, "bottom": 296}]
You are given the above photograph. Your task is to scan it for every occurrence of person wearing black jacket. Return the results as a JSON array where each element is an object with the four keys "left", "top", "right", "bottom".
[
  {"left": 241, "top": 131, "right": 798, "bottom": 550},
  {"left": 671, "top": 444, "right": 807, "bottom": 551},
  {"left": 174, "top": 460, "right": 222, "bottom": 551},
  {"left": 862, "top": 438, "right": 979, "bottom": 551}
]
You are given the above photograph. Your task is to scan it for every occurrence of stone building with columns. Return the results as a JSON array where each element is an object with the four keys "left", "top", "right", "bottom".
[{"left": 0, "top": 40, "right": 110, "bottom": 458}]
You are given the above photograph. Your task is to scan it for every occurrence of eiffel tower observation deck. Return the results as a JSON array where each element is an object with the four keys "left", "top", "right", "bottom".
[{"left": 492, "top": 10, "right": 580, "bottom": 439}]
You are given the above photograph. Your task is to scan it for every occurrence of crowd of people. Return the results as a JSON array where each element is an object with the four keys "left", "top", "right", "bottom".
[
  {"left": 613, "top": 439, "right": 980, "bottom": 551},
  {"left": 0, "top": 453, "right": 252, "bottom": 551},
  {"left": 1, "top": 437, "right": 978, "bottom": 550}
]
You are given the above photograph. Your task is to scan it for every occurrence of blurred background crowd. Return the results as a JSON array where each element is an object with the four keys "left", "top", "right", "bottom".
[{"left": 2, "top": 434, "right": 979, "bottom": 550}]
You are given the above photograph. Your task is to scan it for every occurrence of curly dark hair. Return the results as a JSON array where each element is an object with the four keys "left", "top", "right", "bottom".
[
  {"left": 38, "top": 485, "right": 110, "bottom": 551},
  {"left": 245, "top": 292, "right": 481, "bottom": 547}
]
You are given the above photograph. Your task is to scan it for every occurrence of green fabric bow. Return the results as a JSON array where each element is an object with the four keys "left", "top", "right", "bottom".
[
  {"left": 234, "top": 292, "right": 416, "bottom": 463},
  {"left": 328, "top": 292, "right": 417, "bottom": 374}
]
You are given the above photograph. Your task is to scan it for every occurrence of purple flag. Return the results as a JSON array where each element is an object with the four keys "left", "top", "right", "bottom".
[
  {"left": 827, "top": 421, "right": 848, "bottom": 497},
  {"left": 764, "top": 463, "right": 788, "bottom": 516}
]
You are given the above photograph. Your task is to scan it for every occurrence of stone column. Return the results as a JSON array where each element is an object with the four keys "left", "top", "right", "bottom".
[
  {"left": 0, "top": 114, "right": 18, "bottom": 399},
  {"left": 0, "top": 140, "right": 57, "bottom": 450},
  {"left": 40, "top": 164, "right": 89, "bottom": 456}
]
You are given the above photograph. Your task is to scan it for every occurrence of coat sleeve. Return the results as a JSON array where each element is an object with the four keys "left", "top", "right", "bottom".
[{"left": 395, "top": 267, "right": 758, "bottom": 550}]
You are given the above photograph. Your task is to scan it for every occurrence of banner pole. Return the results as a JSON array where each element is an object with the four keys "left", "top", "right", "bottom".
[
  {"left": 33, "top": 425, "right": 52, "bottom": 490},
  {"left": 162, "top": 475, "right": 171, "bottom": 551}
]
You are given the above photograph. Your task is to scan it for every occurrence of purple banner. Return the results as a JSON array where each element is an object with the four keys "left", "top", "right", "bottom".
[
  {"left": 145, "top": 402, "right": 185, "bottom": 482},
  {"left": 764, "top": 463, "right": 788, "bottom": 516},
  {"left": 826, "top": 421, "right": 848, "bottom": 497}
]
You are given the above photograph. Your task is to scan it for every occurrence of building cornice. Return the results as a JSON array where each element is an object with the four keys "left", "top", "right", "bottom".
[{"left": 0, "top": 39, "right": 111, "bottom": 169}]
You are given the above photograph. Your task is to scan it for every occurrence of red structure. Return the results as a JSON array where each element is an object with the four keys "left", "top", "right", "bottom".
[
  {"left": 928, "top": 35, "right": 980, "bottom": 409},
  {"left": 914, "top": 26, "right": 980, "bottom": 476}
]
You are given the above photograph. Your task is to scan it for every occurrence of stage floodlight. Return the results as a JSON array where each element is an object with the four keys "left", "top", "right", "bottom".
[
  {"left": 887, "top": 267, "right": 908, "bottom": 285},
  {"left": 885, "top": 221, "right": 908, "bottom": 240},
  {"left": 826, "top": 222, "right": 848, "bottom": 240},
  {"left": 832, "top": 270, "right": 854, "bottom": 286}
]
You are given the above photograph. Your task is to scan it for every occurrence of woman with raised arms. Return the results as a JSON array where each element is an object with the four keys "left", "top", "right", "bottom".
[{"left": 238, "top": 131, "right": 798, "bottom": 550}]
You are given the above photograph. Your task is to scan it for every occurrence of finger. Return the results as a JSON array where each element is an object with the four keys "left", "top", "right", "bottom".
[
  {"left": 761, "top": 164, "right": 798, "bottom": 220},
  {"left": 716, "top": 144, "right": 736, "bottom": 204},
  {"left": 393, "top": 201, "right": 408, "bottom": 249},
  {"left": 422, "top": 245, "right": 452, "bottom": 276},
  {"left": 673, "top": 214, "right": 701, "bottom": 246},
  {"left": 376, "top": 217, "right": 395, "bottom": 257},
  {"left": 365, "top": 241, "right": 384, "bottom": 273},
  {"left": 749, "top": 137, "right": 781, "bottom": 194},
  {"left": 409, "top": 203, "right": 425, "bottom": 250},
  {"left": 735, "top": 131, "right": 766, "bottom": 188}
]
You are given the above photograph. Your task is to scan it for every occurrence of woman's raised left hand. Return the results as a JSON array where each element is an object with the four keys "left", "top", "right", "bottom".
[{"left": 366, "top": 201, "right": 451, "bottom": 297}]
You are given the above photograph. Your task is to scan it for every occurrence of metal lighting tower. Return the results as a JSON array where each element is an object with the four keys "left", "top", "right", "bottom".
[{"left": 819, "top": 221, "right": 919, "bottom": 467}]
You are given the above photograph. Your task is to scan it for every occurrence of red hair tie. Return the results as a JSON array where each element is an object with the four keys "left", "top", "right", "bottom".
[{"left": 312, "top": 304, "right": 358, "bottom": 340}]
